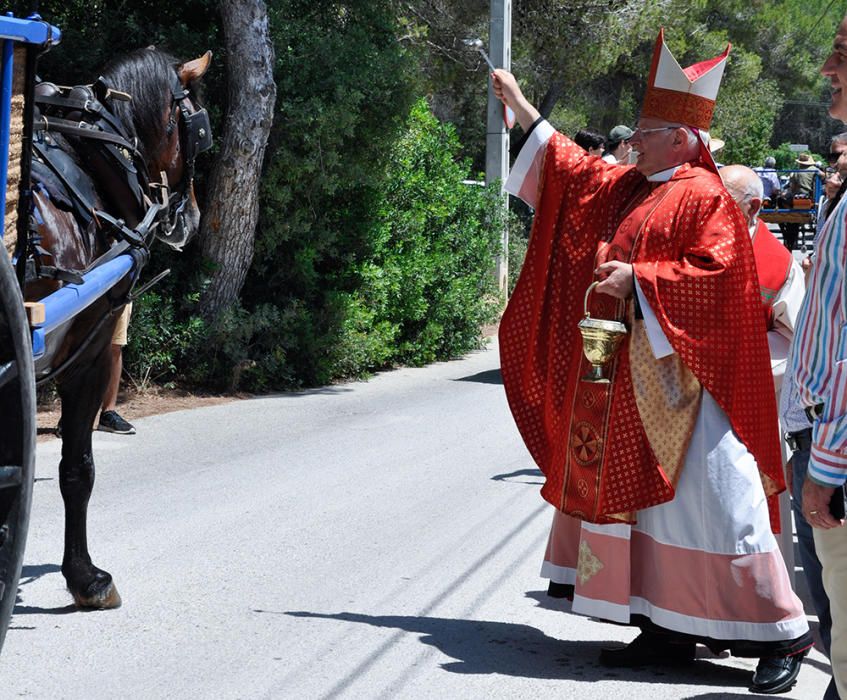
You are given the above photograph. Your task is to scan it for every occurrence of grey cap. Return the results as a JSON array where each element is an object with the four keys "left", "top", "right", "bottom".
[
  {"left": 607, "top": 125, "right": 633, "bottom": 142},
  {"left": 764, "top": 156, "right": 776, "bottom": 167}
]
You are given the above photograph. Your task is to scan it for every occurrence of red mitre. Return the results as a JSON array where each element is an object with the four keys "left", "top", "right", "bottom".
[
  {"left": 641, "top": 29, "right": 731, "bottom": 172},
  {"left": 642, "top": 28, "right": 730, "bottom": 130}
]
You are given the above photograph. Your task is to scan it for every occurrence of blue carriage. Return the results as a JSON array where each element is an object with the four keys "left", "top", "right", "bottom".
[{"left": 758, "top": 168, "right": 826, "bottom": 253}]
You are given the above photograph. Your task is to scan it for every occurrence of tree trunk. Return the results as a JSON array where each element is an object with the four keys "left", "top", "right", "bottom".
[
  {"left": 538, "top": 80, "right": 564, "bottom": 119},
  {"left": 198, "top": 0, "right": 276, "bottom": 320}
]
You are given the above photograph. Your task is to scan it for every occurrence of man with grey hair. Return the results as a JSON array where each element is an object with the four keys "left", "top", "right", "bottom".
[
  {"left": 492, "top": 28, "right": 811, "bottom": 694},
  {"left": 754, "top": 156, "right": 782, "bottom": 202},
  {"left": 722, "top": 165, "right": 805, "bottom": 403},
  {"left": 723, "top": 169, "right": 825, "bottom": 678}
]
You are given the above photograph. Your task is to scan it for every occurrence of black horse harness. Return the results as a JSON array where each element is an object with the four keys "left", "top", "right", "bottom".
[{"left": 24, "top": 71, "right": 211, "bottom": 284}]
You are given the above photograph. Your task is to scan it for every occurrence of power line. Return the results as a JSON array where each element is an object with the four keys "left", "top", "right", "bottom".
[{"left": 802, "top": 0, "right": 840, "bottom": 45}]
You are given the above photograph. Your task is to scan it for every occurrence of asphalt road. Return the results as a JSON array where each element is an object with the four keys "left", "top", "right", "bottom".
[{"left": 1, "top": 339, "right": 833, "bottom": 699}]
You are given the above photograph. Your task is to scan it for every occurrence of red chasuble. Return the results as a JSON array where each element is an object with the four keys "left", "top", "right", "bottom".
[
  {"left": 500, "top": 133, "right": 785, "bottom": 525},
  {"left": 752, "top": 219, "right": 793, "bottom": 331}
]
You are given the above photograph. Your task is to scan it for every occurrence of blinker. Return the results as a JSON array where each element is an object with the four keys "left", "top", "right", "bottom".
[
  {"left": 182, "top": 106, "right": 212, "bottom": 161},
  {"left": 170, "top": 74, "right": 213, "bottom": 163}
]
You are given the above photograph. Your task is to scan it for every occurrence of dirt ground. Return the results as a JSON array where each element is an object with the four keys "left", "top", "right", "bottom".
[{"left": 36, "top": 387, "right": 238, "bottom": 441}]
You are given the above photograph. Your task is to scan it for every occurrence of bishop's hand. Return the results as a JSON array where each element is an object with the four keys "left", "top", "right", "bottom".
[
  {"left": 594, "top": 261, "right": 634, "bottom": 299},
  {"left": 491, "top": 70, "right": 540, "bottom": 132}
]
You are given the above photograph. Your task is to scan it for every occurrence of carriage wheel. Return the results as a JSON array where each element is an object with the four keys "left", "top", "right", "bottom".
[{"left": 0, "top": 252, "right": 35, "bottom": 653}]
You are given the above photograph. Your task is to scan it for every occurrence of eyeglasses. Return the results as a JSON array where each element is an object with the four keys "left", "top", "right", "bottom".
[
  {"left": 631, "top": 126, "right": 678, "bottom": 139},
  {"left": 828, "top": 151, "right": 842, "bottom": 162}
]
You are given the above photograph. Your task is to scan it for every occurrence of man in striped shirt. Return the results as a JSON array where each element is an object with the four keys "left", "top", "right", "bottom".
[{"left": 792, "top": 13, "right": 847, "bottom": 700}]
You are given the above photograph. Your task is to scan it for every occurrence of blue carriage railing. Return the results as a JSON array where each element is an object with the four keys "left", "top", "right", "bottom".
[
  {"left": 0, "top": 14, "right": 143, "bottom": 365},
  {"left": 759, "top": 168, "right": 825, "bottom": 217}
]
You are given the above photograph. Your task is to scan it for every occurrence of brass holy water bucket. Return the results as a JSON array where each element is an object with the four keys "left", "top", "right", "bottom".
[{"left": 577, "top": 281, "right": 628, "bottom": 383}]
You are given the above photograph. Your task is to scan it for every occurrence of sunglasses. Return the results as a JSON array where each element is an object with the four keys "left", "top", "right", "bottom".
[{"left": 828, "top": 151, "right": 842, "bottom": 162}]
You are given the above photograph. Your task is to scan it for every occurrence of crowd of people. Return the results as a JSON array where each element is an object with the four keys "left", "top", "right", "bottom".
[{"left": 493, "top": 15, "right": 847, "bottom": 700}]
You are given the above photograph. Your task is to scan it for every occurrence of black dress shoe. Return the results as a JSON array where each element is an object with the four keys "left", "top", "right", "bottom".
[
  {"left": 749, "top": 652, "right": 805, "bottom": 694},
  {"left": 599, "top": 631, "right": 696, "bottom": 668}
]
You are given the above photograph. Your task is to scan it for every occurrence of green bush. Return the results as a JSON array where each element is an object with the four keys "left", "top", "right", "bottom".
[
  {"left": 507, "top": 207, "right": 530, "bottom": 296},
  {"left": 351, "top": 99, "right": 504, "bottom": 368},
  {"left": 193, "top": 99, "right": 505, "bottom": 389},
  {"left": 123, "top": 291, "right": 205, "bottom": 389}
]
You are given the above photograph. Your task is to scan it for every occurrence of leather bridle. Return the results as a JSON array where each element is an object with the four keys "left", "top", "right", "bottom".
[{"left": 158, "top": 73, "right": 212, "bottom": 246}]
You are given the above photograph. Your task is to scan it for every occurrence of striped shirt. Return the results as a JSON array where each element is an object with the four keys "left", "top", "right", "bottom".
[{"left": 790, "top": 193, "right": 847, "bottom": 486}]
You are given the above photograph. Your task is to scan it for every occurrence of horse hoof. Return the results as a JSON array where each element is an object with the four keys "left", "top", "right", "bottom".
[{"left": 71, "top": 580, "right": 122, "bottom": 610}]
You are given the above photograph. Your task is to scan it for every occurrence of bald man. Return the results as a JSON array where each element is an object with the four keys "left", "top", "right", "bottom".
[
  {"left": 721, "top": 165, "right": 805, "bottom": 383},
  {"left": 723, "top": 166, "right": 828, "bottom": 657}
]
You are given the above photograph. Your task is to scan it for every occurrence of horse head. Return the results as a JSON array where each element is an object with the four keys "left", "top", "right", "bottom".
[{"left": 99, "top": 48, "right": 212, "bottom": 250}]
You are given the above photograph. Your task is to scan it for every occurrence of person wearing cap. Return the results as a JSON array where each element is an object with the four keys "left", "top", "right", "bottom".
[
  {"left": 781, "top": 154, "right": 823, "bottom": 252},
  {"left": 602, "top": 124, "right": 633, "bottom": 164},
  {"left": 793, "top": 13, "right": 847, "bottom": 700},
  {"left": 492, "top": 28, "right": 811, "bottom": 695},
  {"left": 708, "top": 137, "right": 725, "bottom": 168},
  {"left": 790, "top": 153, "right": 823, "bottom": 200}
]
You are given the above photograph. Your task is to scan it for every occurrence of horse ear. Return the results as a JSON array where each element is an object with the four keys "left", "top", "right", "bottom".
[{"left": 179, "top": 51, "right": 212, "bottom": 84}]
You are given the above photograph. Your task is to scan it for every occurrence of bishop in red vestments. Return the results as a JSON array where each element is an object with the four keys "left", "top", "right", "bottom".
[{"left": 493, "top": 31, "right": 812, "bottom": 694}]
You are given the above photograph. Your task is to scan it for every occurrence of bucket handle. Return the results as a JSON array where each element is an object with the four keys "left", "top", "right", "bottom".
[{"left": 583, "top": 281, "right": 600, "bottom": 318}]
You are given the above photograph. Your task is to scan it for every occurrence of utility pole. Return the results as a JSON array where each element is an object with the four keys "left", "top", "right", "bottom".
[{"left": 486, "top": 0, "right": 511, "bottom": 293}]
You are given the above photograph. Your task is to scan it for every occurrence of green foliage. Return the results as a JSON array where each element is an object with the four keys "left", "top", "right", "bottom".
[
  {"left": 354, "top": 99, "right": 503, "bottom": 367},
  {"left": 771, "top": 143, "right": 826, "bottom": 170},
  {"left": 507, "top": 208, "right": 530, "bottom": 297},
  {"left": 236, "top": 0, "right": 418, "bottom": 387},
  {"left": 213, "top": 98, "right": 504, "bottom": 389},
  {"left": 123, "top": 292, "right": 205, "bottom": 388}
]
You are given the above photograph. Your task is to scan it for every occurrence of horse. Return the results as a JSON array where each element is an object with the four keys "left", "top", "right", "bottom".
[{"left": 15, "top": 47, "right": 211, "bottom": 609}]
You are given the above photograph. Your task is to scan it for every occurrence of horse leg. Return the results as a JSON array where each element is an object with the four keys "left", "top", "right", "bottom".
[{"left": 57, "top": 340, "right": 121, "bottom": 609}]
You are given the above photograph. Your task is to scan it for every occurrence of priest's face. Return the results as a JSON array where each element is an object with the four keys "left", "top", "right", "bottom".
[
  {"left": 822, "top": 17, "right": 847, "bottom": 122},
  {"left": 629, "top": 118, "right": 689, "bottom": 176}
]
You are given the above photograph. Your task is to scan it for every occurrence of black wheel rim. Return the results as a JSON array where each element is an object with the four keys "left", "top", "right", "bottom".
[{"left": 0, "top": 252, "right": 35, "bottom": 653}]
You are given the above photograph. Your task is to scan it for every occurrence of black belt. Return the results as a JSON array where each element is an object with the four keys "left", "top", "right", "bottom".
[
  {"left": 785, "top": 428, "right": 812, "bottom": 453},
  {"left": 805, "top": 403, "right": 825, "bottom": 423}
]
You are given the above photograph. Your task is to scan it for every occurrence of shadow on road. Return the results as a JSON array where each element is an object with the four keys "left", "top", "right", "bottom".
[
  {"left": 12, "top": 563, "right": 77, "bottom": 615},
  {"left": 679, "top": 695, "right": 754, "bottom": 699},
  {"left": 283, "top": 610, "right": 752, "bottom": 689},
  {"left": 490, "top": 467, "right": 543, "bottom": 484},
  {"left": 525, "top": 589, "right": 572, "bottom": 613},
  {"left": 454, "top": 368, "right": 502, "bottom": 385},
  {"left": 12, "top": 603, "right": 77, "bottom": 615},
  {"left": 18, "top": 563, "right": 61, "bottom": 583}
]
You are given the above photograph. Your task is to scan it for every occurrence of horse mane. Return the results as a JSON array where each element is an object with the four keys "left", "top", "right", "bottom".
[{"left": 99, "top": 47, "right": 181, "bottom": 164}]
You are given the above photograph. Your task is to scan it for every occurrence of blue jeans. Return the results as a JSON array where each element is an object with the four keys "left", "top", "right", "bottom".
[{"left": 790, "top": 446, "right": 833, "bottom": 655}]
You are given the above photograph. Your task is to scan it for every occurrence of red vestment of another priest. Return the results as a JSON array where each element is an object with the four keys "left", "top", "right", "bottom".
[{"left": 499, "top": 133, "right": 785, "bottom": 525}]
